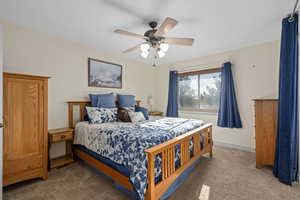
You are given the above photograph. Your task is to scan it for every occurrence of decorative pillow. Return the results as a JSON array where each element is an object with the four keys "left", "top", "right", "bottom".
[
  {"left": 89, "top": 94, "right": 99, "bottom": 107},
  {"left": 117, "top": 94, "right": 135, "bottom": 109},
  {"left": 86, "top": 107, "right": 117, "bottom": 124},
  {"left": 117, "top": 107, "right": 132, "bottom": 122},
  {"left": 97, "top": 93, "right": 116, "bottom": 108},
  {"left": 89, "top": 93, "right": 115, "bottom": 107},
  {"left": 128, "top": 111, "right": 145, "bottom": 122},
  {"left": 135, "top": 105, "right": 149, "bottom": 120}
]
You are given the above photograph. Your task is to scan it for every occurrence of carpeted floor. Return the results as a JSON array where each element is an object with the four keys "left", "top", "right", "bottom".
[{"left": 3, "top": 147, "right": 300, "bottom": 200}]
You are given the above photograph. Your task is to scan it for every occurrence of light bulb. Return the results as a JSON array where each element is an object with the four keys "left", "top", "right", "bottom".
[
  {"left": 157, "top": 50, "right": 165, "bottom": 58},
  {"left": 159, "top": 43, "right": 169, "bottom": 52},
  {"left": 140, "top": 51, "right": 149, "bottom": 58},
  {"left": 140, "top": 43, "right": 150, "bottom": 52}
]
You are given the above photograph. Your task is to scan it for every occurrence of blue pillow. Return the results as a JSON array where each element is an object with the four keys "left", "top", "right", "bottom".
[
  {"left": 117, "top": 94, "right": 135, "bottom": 108},
  {"left": 97, "top": 93, "right": 116, "bottom": 108},
  {"left": 135, "top": 105, "right": 149, "bottom": 120},
  {"left": 89, "top": 93, "right": 115, "bottom": 107},
  {"left": 89, "top": 94, "right": 99, "bottom": 107}
]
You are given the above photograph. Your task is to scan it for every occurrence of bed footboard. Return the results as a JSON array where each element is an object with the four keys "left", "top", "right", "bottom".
[{"left": 145, "top": 123, "right": 213, "bottom": 200}]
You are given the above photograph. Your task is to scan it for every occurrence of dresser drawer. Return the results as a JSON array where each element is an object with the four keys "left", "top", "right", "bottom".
[{"left": 51, "top": 132, "right": 73, "bottom": 143}]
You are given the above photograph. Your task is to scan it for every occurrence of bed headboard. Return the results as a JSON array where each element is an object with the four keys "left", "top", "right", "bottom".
[{"left": 67, "top": 100, "right": 141, "bottom": 128}]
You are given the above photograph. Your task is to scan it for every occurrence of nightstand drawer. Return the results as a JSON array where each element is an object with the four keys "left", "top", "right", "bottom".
[{"left": 51, "top": 132, "right": 73, "bottom": 143}]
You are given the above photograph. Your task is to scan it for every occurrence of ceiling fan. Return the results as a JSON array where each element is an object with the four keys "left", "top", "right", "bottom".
[{"left": 114, "top": 17, "right": 195, "bottom": 66}]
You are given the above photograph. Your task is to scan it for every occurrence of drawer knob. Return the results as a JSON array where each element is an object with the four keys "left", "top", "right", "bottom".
[{"left": 60, "top": 135, "right": 66, "bottom": 139}]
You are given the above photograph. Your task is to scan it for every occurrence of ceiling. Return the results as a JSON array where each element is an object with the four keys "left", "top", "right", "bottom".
[{"left": 0, "top": 0, "right": 295, "bottom": 64}]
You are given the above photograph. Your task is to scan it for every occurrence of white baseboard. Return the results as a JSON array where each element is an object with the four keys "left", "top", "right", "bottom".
[{"left": 214, "top": 141, "right": 255, "bottom": 152}]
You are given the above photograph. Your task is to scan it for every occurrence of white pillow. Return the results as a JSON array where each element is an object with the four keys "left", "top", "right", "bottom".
[
  {"left": 128, "top": 111, "right": 145, "bottom": 122},
  {"left": 86, "top": 107, "right": 117, "bottom": 124}
]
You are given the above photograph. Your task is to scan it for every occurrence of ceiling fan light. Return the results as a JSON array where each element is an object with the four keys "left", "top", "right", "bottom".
[
  {"left": 158, "top": 50, "right": 166, "bottom": 58},
  {"left": 140, "top": 43, "right": 150, "bottom": 52},
  {"left": 141, "top": 51, "right": 149, "bottom": 59},
  {"left": 160, "top": 43, "right": 169, "bottom": 52}
]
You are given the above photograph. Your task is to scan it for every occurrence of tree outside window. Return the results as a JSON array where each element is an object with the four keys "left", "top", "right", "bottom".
[{"left": 178, "top": 69, "right": 221, "bottom": 112}]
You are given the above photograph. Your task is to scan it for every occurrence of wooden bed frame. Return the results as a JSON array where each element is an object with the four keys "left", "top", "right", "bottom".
[{"left": 68, "top": 101, "right": 213, "bottom": 200}]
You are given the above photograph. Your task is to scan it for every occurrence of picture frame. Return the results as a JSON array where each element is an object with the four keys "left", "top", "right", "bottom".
[{"left": 88, "top": 58, "right": 122, "bottom": 88}]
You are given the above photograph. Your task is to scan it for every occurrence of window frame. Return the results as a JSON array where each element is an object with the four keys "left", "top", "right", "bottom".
[{"left": 178, "top": 67, "right": 222, "bottom": 113}]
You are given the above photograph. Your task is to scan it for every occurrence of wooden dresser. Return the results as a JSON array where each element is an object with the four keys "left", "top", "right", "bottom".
[
  {"left": 254, "top": 99, "right": 278, "bottom": 168},
  {"left": 3, "top": 73, "right": 50, "bottom": 186}
]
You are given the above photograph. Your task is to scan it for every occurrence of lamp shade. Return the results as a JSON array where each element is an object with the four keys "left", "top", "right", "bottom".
[
  {"left": 160, "top": 43, "right": 169, "bottom": 52},
  {"left": 140, "top": 43, "right": 150, "bottom": 52},
  {"left": 158, "top": 50, "right": 166, "bottom": 58},
  {"left": 140, "top": 51, "right": 149, "bottom": 58}
]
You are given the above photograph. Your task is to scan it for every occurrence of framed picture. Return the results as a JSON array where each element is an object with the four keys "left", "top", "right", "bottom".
[{"left": 88, "top": 58, "right": 122, "bottom": 88}]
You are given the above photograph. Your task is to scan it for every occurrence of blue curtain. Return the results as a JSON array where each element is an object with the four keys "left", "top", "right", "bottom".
[
  {"left": 273, "top": 13, "right": 299, "bottom": 185},
  {"left": 166, "top": 71, "right": 178, "bottom": 117},
  {"left": 217, "top": 62, "right": 242, "bottom": 128}
]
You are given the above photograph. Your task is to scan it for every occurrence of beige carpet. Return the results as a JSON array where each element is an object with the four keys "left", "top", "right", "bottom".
[{"left": 4, "top": 147, "right": 300, "bottom": 200}]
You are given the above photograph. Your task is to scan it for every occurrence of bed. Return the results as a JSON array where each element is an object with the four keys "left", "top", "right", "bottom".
[{"left": 68, "top": 101, "right": 213, "bottom": 200}]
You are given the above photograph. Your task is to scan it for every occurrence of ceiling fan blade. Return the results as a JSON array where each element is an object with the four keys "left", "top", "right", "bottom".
[
  {"left": 123, "top": 42, "right": 146, "bottom": 53},
  {"left": 154, "top": 17, "right": 178, "bottom": 36},
  {"left": 164, "top": 37, "right": 195, "bottom": 46},
  {"left": 114, "top": 29, "right": 147, "bottom": 40}
]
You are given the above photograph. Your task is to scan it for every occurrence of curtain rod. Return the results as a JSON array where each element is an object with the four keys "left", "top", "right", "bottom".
[
  {"left": 169, "top": 58, "right": 231, "bottom": 73},
  {"left": 289, "top": 0, "right": 299, "bottom": 22}
]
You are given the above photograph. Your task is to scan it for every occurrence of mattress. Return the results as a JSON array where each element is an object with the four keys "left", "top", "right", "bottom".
[{"left": 74, "top": 144, "right": 130, "bottom": 177}]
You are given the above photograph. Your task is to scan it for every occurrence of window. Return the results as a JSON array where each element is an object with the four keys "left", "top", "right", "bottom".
[{"left": 178, "top": 68, "right": 221, "bottom": 112}]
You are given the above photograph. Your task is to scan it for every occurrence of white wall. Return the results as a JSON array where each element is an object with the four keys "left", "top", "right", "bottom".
[
  {"left": 2, "top": 22, "right": 155, "bottom": 158},
  {"left": 153, "top": 41, "right": 280, "bottom": 150}
]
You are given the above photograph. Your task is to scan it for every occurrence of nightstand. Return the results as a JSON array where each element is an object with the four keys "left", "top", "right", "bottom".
[
  {"left": 48, "top": 128, "right": 74, "bottom": 169},
  {"left": 149, "top": 111, "right": 164, "bottom": 116}
]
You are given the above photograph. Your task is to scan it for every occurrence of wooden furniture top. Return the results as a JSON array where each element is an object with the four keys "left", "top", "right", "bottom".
[
  {"left": 49, "top": 128, "right": 74, "bottom": 134},
  {"left": 253, "top": 99, "right": 278, "bottom": 101},
  {"left": 3, "top": 72, "right": 51, "bottom": 80},
  {"left": 149, "top": 111, "right": 164, "bottom": 116}
]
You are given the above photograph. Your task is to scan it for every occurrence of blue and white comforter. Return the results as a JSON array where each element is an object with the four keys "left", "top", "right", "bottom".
[{"left": 74, "top": 118, "right": 204, "bottom": 200}]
